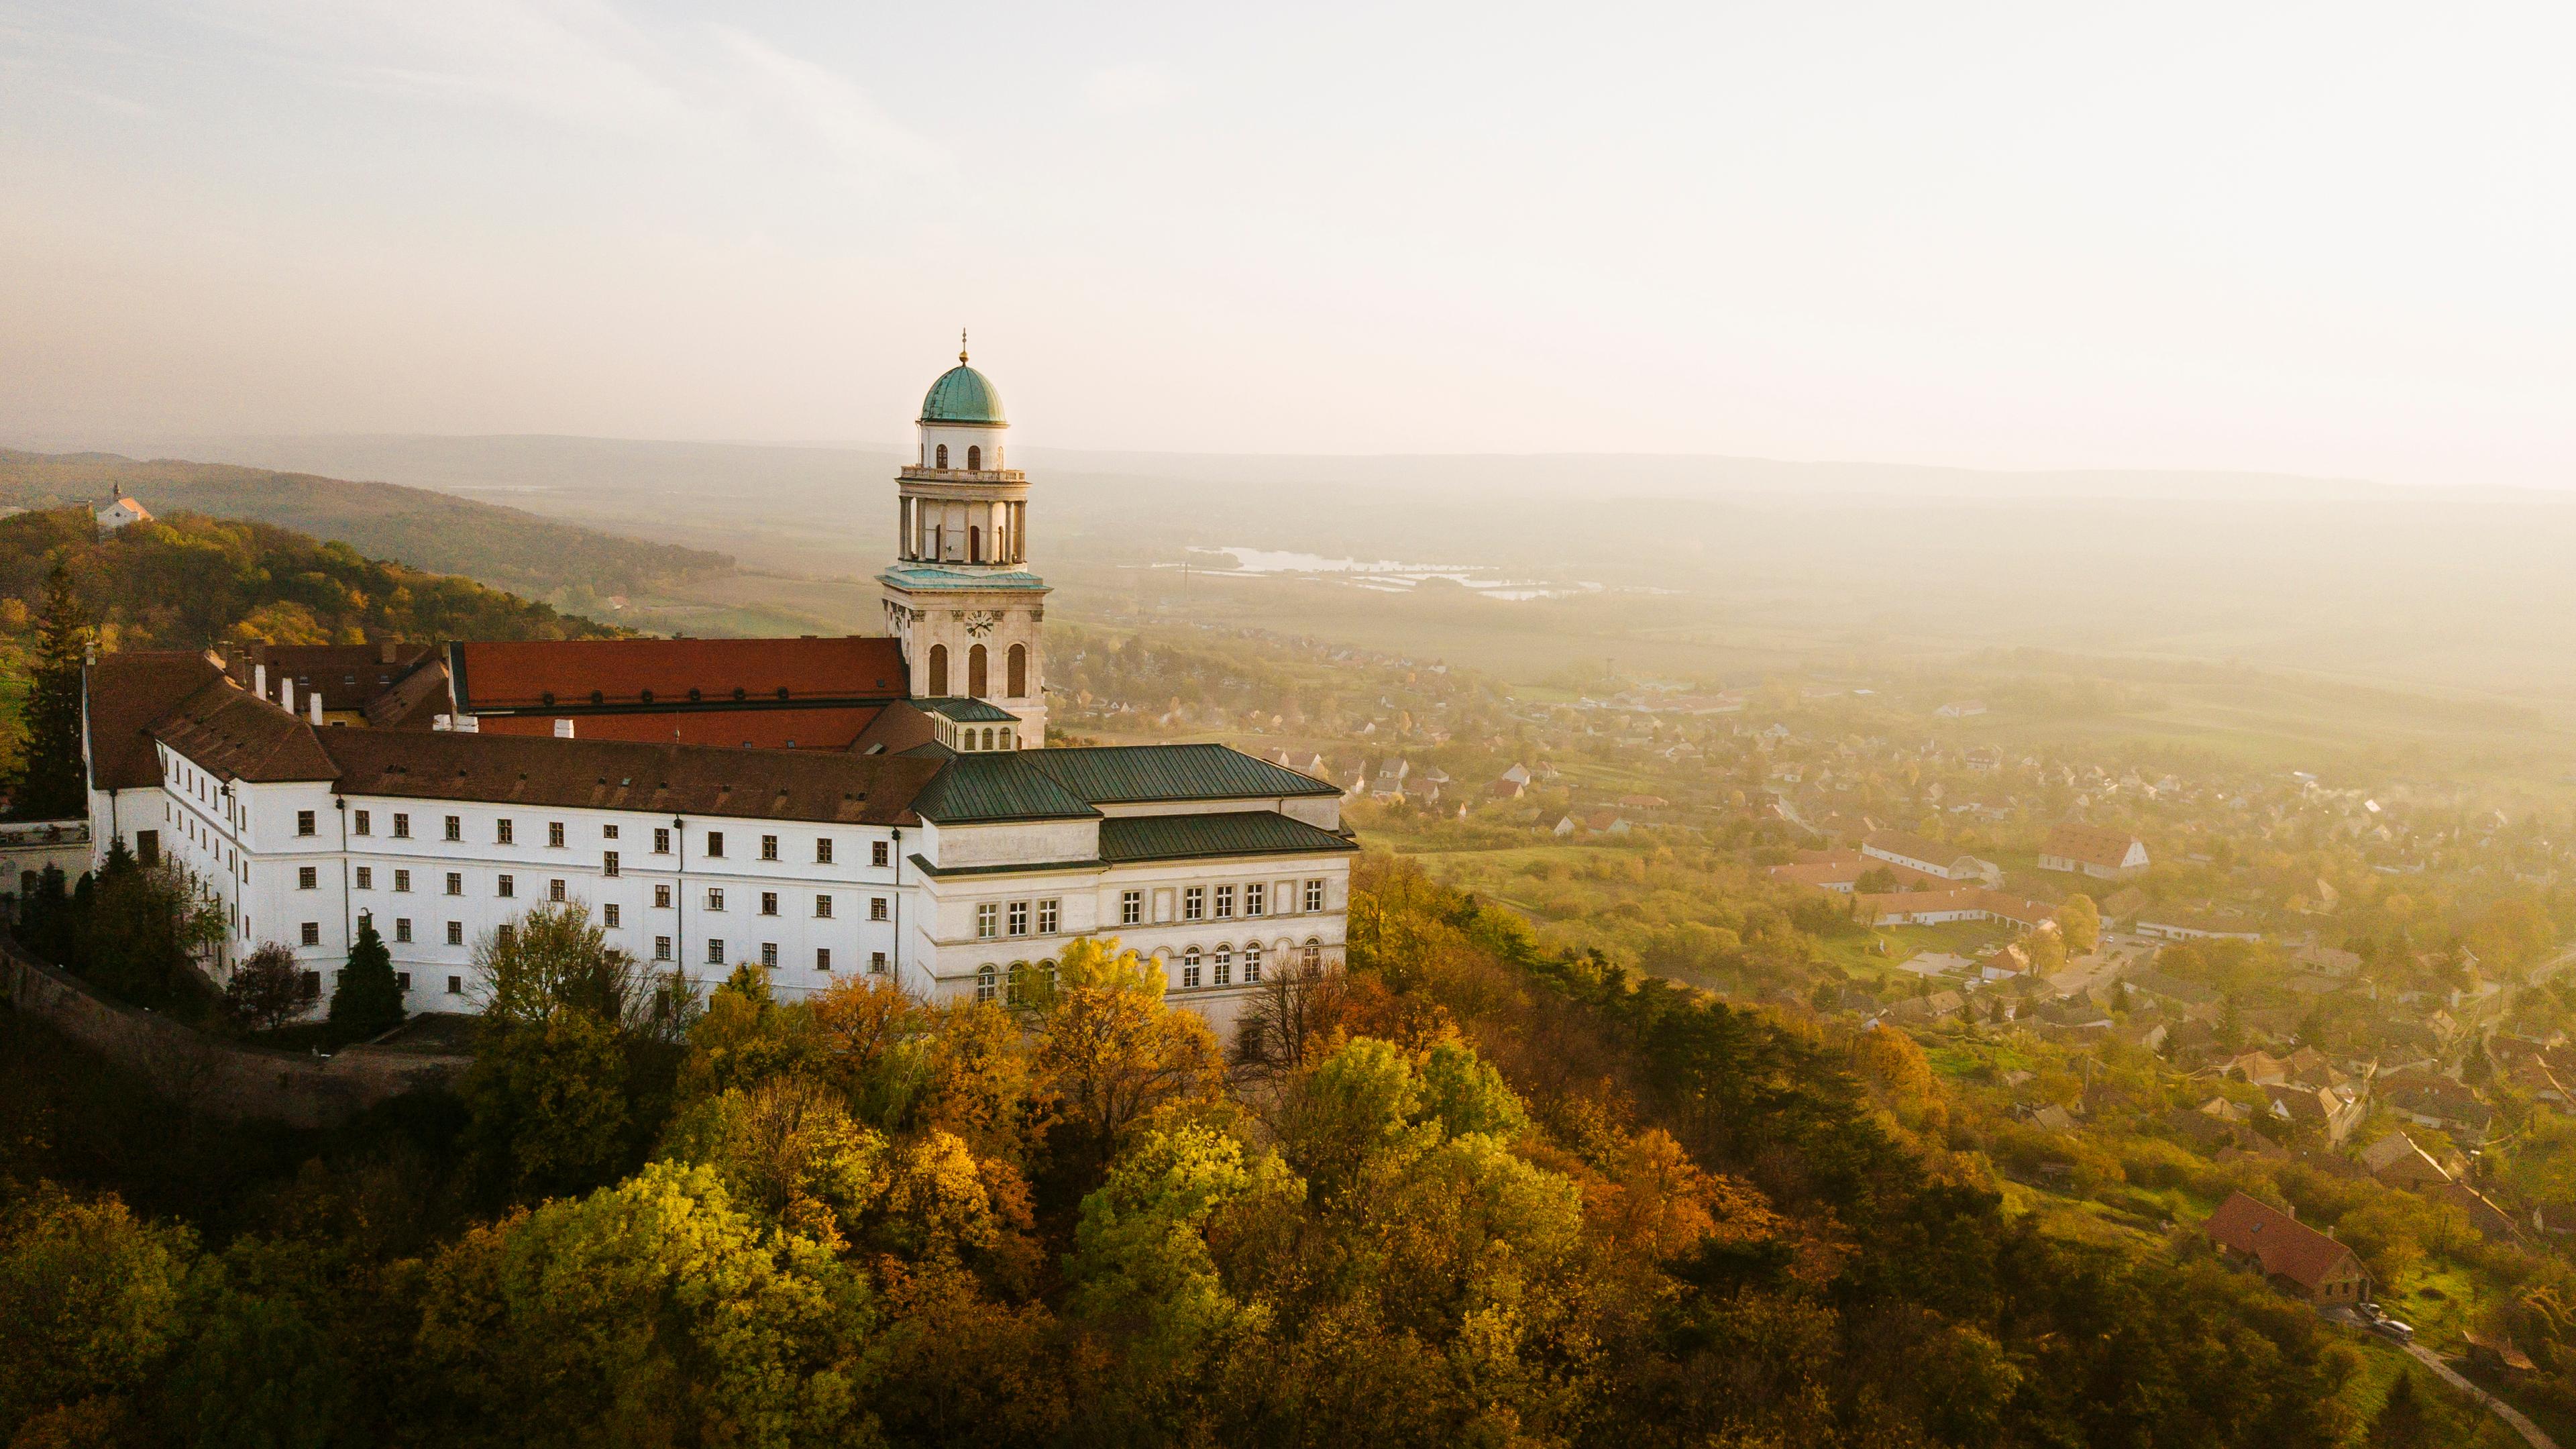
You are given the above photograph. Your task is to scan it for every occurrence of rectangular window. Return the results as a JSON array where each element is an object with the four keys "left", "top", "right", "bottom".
[
  {"left": 548, "top": 821, "right": 565, "bottom": 848},
  {"left": 446, "top": 974, "right": 462, "bottom": 995},
  {"left": 1214, "top": 884, "right": 1235, "bottom": 918},
  {"left": 1214, "top": 950, "right": 1232, "bottom": 986},
  {"left": 653, "top": 827, "right": 671, "bottom": 855},
  {"left": 1305, "top": 879, "right": 1326, "bottom": 912},
  {"left": 496, "top": 818, "right": 514, "bottom": 845},
  {"left": 1121, "top": 890, "right": 1144, "bottom": 926},
  {"left": 392, "top": 812, "right": 411, "bottom": 839},
  {"left": 445, "top": 872, "right": 463, "bottom": 896},
  {"left": 355, "top": 866, "right": 372, "bottom": 890},
  {"left": 297, "top": 865, "right": 318, "bottom": 890},
  {"left": 354, "top": 809, "right": 371, "bottom": 836},
  {"left": 297, "top": 809, "right": 316, "bottom": 837},
  {"left": 446, "top": 920, "right": 464, "bottom": 946},
  {"left": 136, "top": 829, "right": 160, "bottom": 866},
  {"left": 705, "top": 831, "right": 724, "bottom": 859},
  {"left": 869, "top": 951, "right": 887, "bottom": 975},
  {"left": 301, "top": 921, "right": 321, "bottom": 947},
  {"left": 299, "top": 969, "right": 321, "bottom": 1000},
  {"left": 977, "top": 902, "right": 999, "bottom": 939},
  {"left": 1008, "top": 900, "right": 1030, "bottom": 936},
  {"left": 547, "top": 878, "right": 566, "bottom": 903},
  {"left": 1183, "top": 886, "right": 1205, "bottom": 921},
  {"left": 1038, "top": 898, "right": 1059, "bottom": 934},
  {"left": 394, "top": 918, "right": 412, "bottom": 944},
  {"left": 602, "top": 904, "right": 621, "bottom": 928},
  {"left": 761, "top": 942, "right": 778, "bottom": 968},
  {"left": 395, "top": 971, "right": 410, "bottom": 992},
  {"left": 760, "top": 834, "right": 779, "bottom": 861},
  {"left": 655, "top": 883, "right": 673, "bottom": 909},
  {"left": 394, "top": 869, "right": 411, "bottom": 893},
  {"left": 759, "top": 892, "right": 779, "bottom": 917},
  {"left": 655, "top": 935, "right": 672, "bottom": 962},
  {"left": 706, "top": 888, "right": 724, "bottom": 912},
  {"left": 816, "top": 839, "right": 834, "bottom": 864},
  {"left": 602, "top": 824, "right": 619, "bottom": 841},
  {"left": 602, "top": 851, "right": 620, "bottom": 877},
  {"left": 870, "top": 897, "right": 888, "bottom": 922},
  {"left": 497, "top": 874, "right": 516, "bottom": 900},
  {"left": 816, "top": 948, "right": 833, "bottom": 971},
  {"left": 706, "top": 939, "right": 726, "bottom": 965},
  {"left": 871, "top": 840, "right": 890, "bottom": 868},
  {"left": 1246, "top": 882, "right": 1266, "bottom": 916},
  {"left": 443, "top": 815, "right": 462, "bottom": 842},
  {"left": 496, "top": 924, "right": 515, "bottom": 947},
  {"left": 814, "top": 895, "right": 833, "bottom": 919}
]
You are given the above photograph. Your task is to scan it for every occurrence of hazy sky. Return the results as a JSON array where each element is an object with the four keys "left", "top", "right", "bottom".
[{"left": 4, "top": 2, "right": 2572, "bottom": 484}]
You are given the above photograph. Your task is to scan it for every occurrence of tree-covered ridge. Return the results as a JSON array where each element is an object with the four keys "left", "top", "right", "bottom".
[
  {"left": 0, "top": 867, "right": 2372, "bottom": 1447},
  {"left": 0, "top": 449, "right": 732, "bottom": 602},
  {"left": 0, "top": 505, "right": 622, "bottom": 652}
]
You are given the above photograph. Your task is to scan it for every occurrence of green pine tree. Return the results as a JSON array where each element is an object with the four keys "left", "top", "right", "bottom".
[
  {"left": 7, "top": 553, "right": 93, "bottom": 820},
  {"left": 329, "top": 915, "right": 407, "bottom": 1039}
]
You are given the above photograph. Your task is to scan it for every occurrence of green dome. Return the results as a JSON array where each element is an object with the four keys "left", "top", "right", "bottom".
[{"left": 920, "top": 356, "right": 1006, "bottom": 425}]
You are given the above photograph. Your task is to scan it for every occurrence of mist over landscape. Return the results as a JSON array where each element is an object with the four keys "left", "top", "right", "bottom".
[{"left": 11, "top": 4, "right": 2576, "bottom": 1447}]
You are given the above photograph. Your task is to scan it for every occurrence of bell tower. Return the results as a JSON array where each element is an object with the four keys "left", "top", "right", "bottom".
[{"left": 881, "top": 335, "right": 1049, "bottom": 744}]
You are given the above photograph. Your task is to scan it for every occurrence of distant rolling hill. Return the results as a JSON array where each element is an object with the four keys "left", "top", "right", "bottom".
[{"left": 0, "top": 450, "right": 733, "bottom": 603}]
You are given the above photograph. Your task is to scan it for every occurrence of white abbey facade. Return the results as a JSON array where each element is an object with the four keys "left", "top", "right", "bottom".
[{"left": 79, "top": 349, "right": 1352, "bottom": 1031}]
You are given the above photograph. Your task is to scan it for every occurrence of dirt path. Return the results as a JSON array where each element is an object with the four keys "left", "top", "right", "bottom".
[{"left": 2408, "top": 1343, "right": 2561, "bottom": 1449}]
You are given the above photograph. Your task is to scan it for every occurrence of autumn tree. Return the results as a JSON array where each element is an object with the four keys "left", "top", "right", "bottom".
[
  {"left": 2058, "top": 892, "right": 2102, "bottom": 953},
  {"left": 458, "top": 1007, "right": 633, "bottom": 1202},
  {"left": 223, "top": 944, "right": 307, "bottom": 1032},
  {"left": 1032, "top": 938, "right": 1225, "bottom": 1188}
]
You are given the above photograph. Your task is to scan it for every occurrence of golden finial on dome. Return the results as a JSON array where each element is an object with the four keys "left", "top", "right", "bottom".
[{"left": 959, "top": 328, "right": 969, "bottom": 364}]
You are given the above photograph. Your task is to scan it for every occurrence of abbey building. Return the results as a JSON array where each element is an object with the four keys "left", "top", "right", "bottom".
[{"left": 78, "top": 349, "right": 1350, "bottom": 1029}]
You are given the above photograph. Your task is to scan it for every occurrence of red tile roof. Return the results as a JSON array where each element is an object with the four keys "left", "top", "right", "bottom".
[
  {"left": 449, "top": 637, "right": 906, "bottom": 714},
  {"left": 84, "top": 652, "right": 227, "bottom": 791},
  {"left": 2200, "top": 1191, "right": 2359, "bottom": 1292},
  {"left": 474, "top": 706, "right": 890, "bottom": 749},
  {"left": 2043, "top": 822, "right": 2145, "bottom": 870}
]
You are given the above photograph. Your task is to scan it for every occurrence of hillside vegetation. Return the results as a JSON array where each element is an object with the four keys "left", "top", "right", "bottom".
[
  {"left": 0, "top": 450, "right": 732, "bottom": 605},
  {"left": 0, "top": 869, "right": 2373, "bottom": 1448}
]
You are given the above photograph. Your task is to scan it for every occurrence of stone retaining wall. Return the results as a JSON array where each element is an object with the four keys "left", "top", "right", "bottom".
[{"left": 0, "top": 943, "right": 471, "bottom": 1129}]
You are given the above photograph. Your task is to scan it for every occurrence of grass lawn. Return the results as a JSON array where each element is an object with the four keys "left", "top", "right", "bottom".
[
  {"left": 1819, "top": 919, "right": 2013, "bottom": 978},
  {"left": 2340, "top": 1338, "right": 2527, "bottom": 1448}
]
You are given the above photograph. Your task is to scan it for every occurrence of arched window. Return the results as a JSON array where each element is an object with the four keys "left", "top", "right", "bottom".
[
  {"left": 1006, "top": 961, "right": 1027, "bottom": 1005},
  {"left": 927, "top": 644, "right": 949, "bottom": 696},
  {"left": 976, "top": 963, "right": 997, "bottom": 1002},
  {"left": 967, "top": 445, "right": 981, "bottom": 470},
  {"left": 969, "top": 525, "right": 981, "bottom": 561},
  {"left": 980, "top": 727, "right": 995, "bottom": 751},
  {"left": 1000, "top": 729, "right": 1014, "bottom": 751},
  {"left": 1181, "top": 947, "right": 1202, "bottom": 989},
  {"left": 1213, "top": 944, "right": 1232, "bottom": 986},
  {"left": 1040, "top": 959, "right": 1058, "bottom": 993},
  {"left": 968, "top": 643, "right": 989, "bottom": 697},
  {"left": 936, "top": 443, "right": 949, "bottom": 468},
  {"left": 1007, "top": 643, "right": 1027, "bottom": 698},
  {"left": 1303, "top": 938, "right": 1322, "bottom": 970},
  {"left": 1243, "top": 941, "right": 1263, "bottom": 982}
]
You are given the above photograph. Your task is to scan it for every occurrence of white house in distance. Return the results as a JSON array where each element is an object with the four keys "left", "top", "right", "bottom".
[
  {"left": 96, "top": 496, "right": 152, "bottom": 532},
  {"left": 2037, "top": 822, "right": 2149, "bottom": 879},
  {"left": 79, "top": 348, "right": 1354, "bottom": 1032},
  {"left": 1860, "top": 830, "right": 2000, "bottom": 885}
]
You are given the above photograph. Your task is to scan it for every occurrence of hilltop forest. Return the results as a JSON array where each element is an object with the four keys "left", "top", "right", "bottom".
[{"left": 0, "top": 862, "right": 2370, "bottom": 1448}]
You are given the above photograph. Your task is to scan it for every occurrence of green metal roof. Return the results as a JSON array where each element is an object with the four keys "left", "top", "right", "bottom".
[
  {"left": 921, "top": 697, "right": 1021, "bottom": 722},
  {"left": 1099, "top": 810, "right": 1356, "bottom": 864},
  {"left": 879, "top": 565, "right": 1051, "bottom": 593},
  {"left": 921, "top": 362, "right": 1005, "bottom": 424},
  {"left": 914, "top": 743, "right": 1342, "bottom": 824},
  {"left": 912, "top": 751, "right": 1099, "bottom": 823}
]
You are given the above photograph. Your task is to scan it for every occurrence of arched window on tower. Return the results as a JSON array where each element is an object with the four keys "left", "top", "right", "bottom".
[
  {"left": 969, "top": 525, "right": 981, "bottom": 562},
  {"left": 967, "top": 445, "right": 981, "bottom": 470},
  {"left": 1007, "top": 643, "right": 1026, "bottom": 698},
  {"left": 968, "top": 644, "right": 989, "bottom": 698},
  {"left": 935, "top": 443, "right": 949, "bottom": 468},
  {"left": 927, "top": 644, "right": 949, "bottom": 696}
]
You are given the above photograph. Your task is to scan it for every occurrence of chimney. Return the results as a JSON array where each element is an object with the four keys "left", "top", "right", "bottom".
[
  {"left": 380, "top": 639, "right": 398, "bottom": 665},
  {"left": 309, "top": 691, "right": 323, "bottom": 725},
  {"left": 553, "top": 718, "right": 576, "bottom": 739},
  {"left": 254, "top": 663, "right": 268, "bottom": 698},
  {"left": 279, "top": 677, "right": 292, "bottom": 714}
]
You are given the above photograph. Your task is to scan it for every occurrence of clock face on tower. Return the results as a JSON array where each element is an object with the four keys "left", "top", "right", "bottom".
[{"left": 962, "top": 610, "right": 1000, "bottom": 638}]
